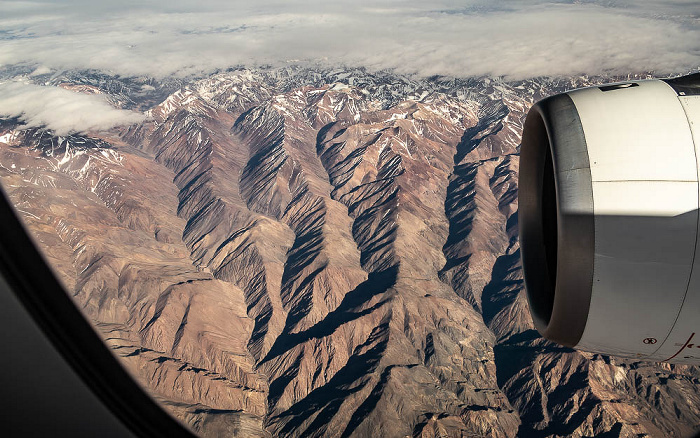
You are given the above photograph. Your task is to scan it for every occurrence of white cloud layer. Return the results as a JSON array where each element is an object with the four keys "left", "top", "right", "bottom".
[
  {"left": 0, "top": 82, "right": 146, "bottom": 135},
  {"left": 0, "top": 0, "right": 698, "bottom": 80}
]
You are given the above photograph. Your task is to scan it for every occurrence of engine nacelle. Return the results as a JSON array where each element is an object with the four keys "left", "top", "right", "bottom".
[{"left": 519, "top": 73, "right": 700, "bottom": 364}]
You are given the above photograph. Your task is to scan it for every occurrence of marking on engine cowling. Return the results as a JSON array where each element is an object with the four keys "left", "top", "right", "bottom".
[
  {"left": 663, "top": 332, "right": 695, "bottom": 362},
  {"left": 643, "top": 338, "right": 657, "bottom": 344}
]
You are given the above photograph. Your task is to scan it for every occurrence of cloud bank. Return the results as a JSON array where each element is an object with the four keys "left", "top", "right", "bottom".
[
  {"left": 0, "top": 82, "right": 146, "bottom": 135},
  {"left": 0, "top": 0, "right": 699, "bottom": 80}
]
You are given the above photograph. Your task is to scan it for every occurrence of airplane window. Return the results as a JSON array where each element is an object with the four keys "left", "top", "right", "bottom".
[{"left": 1, "top": 1, "right": 699, "bottom": 437}]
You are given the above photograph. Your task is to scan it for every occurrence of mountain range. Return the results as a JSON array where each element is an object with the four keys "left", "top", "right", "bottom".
[{"left": 0, "top": 66, "right": 698, "bottom": 437}]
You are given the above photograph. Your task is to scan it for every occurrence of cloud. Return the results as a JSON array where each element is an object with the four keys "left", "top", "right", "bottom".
[
  {"left": 0, "top": 1, "right": 698, "bottom": 80},
  {"left": 0, "top": 81, "right": 146, "bottom": 135}
]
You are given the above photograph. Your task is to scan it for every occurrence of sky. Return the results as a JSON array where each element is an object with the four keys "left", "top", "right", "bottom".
[{"left": 0, "top": 0, "right": 699, "bottom": 133}]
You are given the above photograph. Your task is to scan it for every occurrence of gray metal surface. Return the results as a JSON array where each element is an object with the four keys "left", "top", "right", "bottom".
[{"left": 519, "top": 93, "right": 595, "bottom": 347}]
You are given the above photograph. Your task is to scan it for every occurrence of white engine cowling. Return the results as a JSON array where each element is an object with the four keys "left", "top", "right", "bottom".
[{"left": 519, "top": 73, "right": 700, "bottom": 364}]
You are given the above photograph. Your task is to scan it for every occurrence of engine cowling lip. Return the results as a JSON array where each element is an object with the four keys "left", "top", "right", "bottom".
[{"left": 519, "top": 93, "right": 595, "bottom": 347}]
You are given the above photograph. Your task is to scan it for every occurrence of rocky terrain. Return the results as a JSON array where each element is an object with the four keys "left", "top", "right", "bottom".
[{"left": 0, "top": 67, "right": 699, "bottom": 437}]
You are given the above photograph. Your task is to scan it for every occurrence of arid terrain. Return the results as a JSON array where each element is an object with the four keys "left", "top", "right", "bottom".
[{"left": 1, "top": 67, "right": 699, "bottom": 437}]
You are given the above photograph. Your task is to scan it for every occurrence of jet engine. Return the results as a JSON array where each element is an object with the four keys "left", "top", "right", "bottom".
[{"left": 519, "top": 73, "right": 700, "bottom": 364}]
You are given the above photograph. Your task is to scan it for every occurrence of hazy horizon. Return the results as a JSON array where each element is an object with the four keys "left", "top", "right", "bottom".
[{"left": 1, "top": 0, "right": 699, "bottom": 135}]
